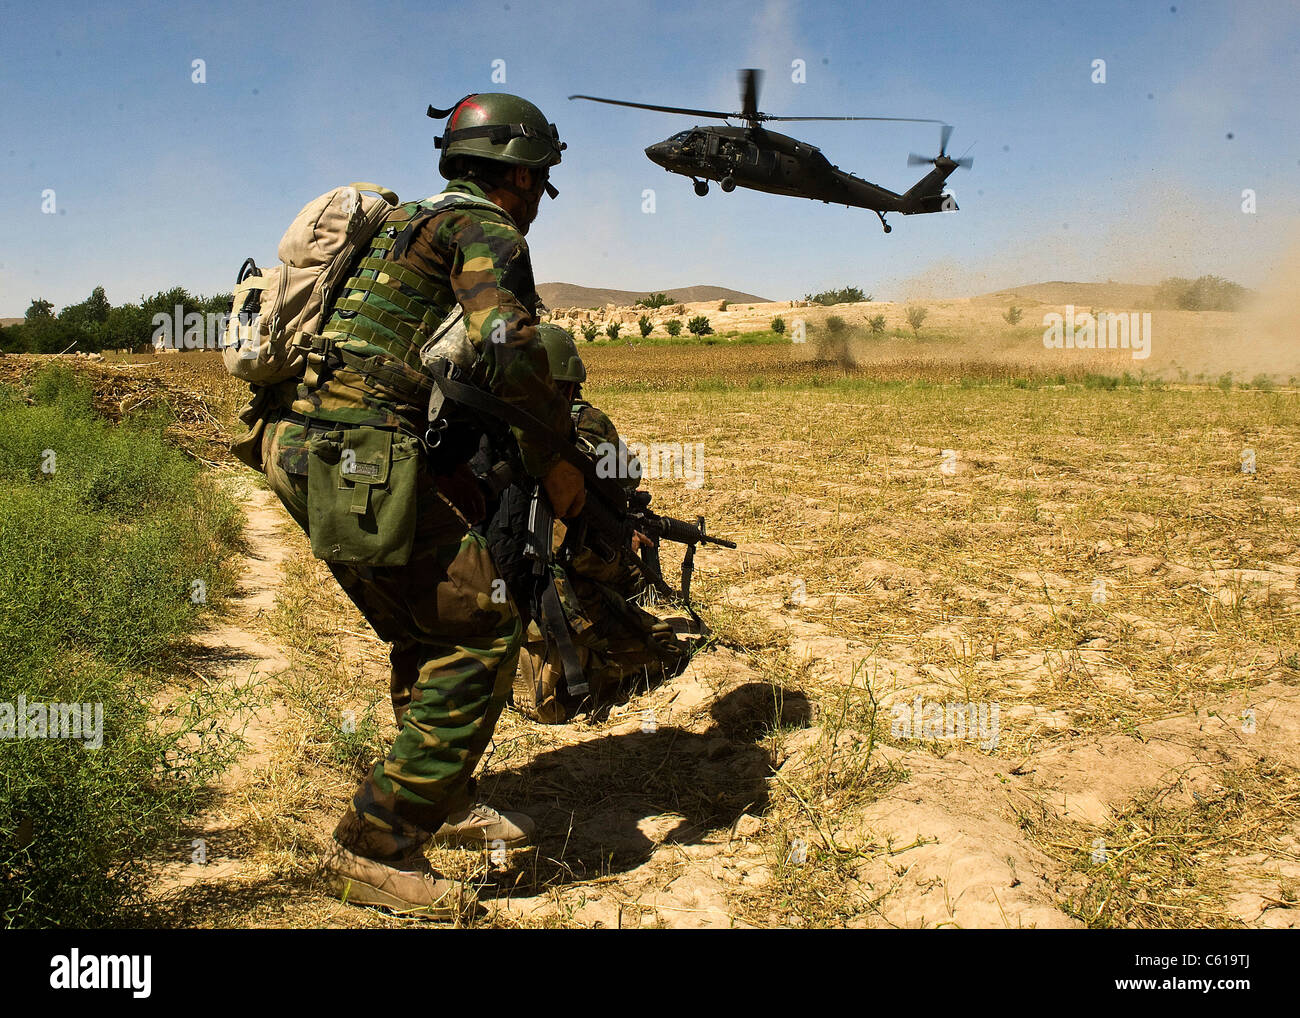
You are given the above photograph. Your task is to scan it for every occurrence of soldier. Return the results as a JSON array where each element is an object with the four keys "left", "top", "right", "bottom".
[
  {"left": 476, "top": 324, "right": 691, "bottom": 724},
  {"left": 260, "top": 93, "right": 584, "bottom": 920}
]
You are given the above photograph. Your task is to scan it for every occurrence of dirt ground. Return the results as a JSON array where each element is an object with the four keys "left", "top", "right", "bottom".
[
  {"left": 96, "top": 337, "right": 1295, "bottom": 930},
  {"left": 16, "top": 296, "right": 1296, "bottom": 929}
]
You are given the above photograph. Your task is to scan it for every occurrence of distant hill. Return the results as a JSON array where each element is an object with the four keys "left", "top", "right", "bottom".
[
  {"left": 974, "top": 281, "right": 1162, "bottom": 308},
  {"left": 0, "top": 318, "right": 22, "bottom": 328},
  {"left": 538, "top": 282, "right": 772, "bottom": 308}
]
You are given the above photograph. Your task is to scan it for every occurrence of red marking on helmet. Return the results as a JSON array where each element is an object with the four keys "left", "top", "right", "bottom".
[{"left": 450, "top": 97, "right": 485, "bottom": 128}]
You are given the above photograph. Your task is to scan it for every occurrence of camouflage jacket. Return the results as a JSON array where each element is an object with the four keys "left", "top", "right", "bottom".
[
  {"left": 573, "top": 399, "right": 641, "bottom": 492},
  {"left": 294, "top": 178, "right": 569, "bottom": 477}
]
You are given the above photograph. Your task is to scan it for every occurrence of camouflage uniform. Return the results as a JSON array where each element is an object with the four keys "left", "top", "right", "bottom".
[
  {"left": 262, "top": 176, "right": 569, "bottom": 861},
  {"left": 498, "top": 397, "right": 689, "bottom": 722}
]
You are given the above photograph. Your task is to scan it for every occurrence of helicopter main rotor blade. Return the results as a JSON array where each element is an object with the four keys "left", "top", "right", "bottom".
[
  {"left": 907, "top": 153, "right": 933, "bottom": 166},
  {"left": 568, "top": 94, "right": 737, "bottom": 120},
  {"left": 762, "top": 115, "right": 946, "bottom": 123},
  {"left": 939, "top": 123, "right": 954, "bottom": 155},
  {"left": 740, "top": 68, "right": 762, "bottom": 121}
]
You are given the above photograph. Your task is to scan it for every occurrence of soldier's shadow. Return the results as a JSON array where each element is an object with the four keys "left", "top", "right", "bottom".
[{"left": 478, "top": 682, "right": 811, "bottom": 892}]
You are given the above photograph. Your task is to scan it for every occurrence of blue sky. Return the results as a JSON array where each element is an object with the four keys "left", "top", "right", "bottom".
[{"left": 2, "top": 0, "right": 1297, "bottom": 314}]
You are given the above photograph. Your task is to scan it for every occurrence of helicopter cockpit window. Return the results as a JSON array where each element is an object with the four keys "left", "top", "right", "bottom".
[{"left": 670, "top": 131, "right": 692, "bottom": 143}]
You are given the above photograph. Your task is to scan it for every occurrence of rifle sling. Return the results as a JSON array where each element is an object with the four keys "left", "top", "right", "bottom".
[{"left": 540, "top": 578, "right": 588, "bottom": 699}]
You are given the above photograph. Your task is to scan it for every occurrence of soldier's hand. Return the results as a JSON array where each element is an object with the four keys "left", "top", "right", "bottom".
[
  {"left": 631, "top": 530, "right": 656, "bottom": 551},
  {"left": 543, "top": 459, "right": 586, "bottom": 519}
]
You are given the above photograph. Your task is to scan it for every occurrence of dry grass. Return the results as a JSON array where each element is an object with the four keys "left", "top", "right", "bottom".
[{"left": 14, "top": 326, "right": 1300, "bottom": 928}]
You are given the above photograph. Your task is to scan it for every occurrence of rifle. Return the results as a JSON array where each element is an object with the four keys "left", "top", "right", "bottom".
[
  {"left": 425, "top": 357, "right": 736, "bottom": 693},
  {"left": 565, "top": 486, "right": 735, "bottom": 608}
]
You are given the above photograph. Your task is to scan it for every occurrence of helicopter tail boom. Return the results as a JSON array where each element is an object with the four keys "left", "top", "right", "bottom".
[{"left": 900, "top": 167, "right": 957, "bottom": 213}]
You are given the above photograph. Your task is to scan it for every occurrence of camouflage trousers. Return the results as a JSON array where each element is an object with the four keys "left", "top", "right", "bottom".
[{"left": 263, "top": 418, "right": 521, "bottom": 861}]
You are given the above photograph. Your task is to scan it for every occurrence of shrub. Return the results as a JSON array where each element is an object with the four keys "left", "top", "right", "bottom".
[
  {"left": 1004, "top": 305, "right": 1023, "bottom": 325},
  {"left": 665, "top": 319, "right": 682, "bottom": 336},
  {"left": 868, "top": 314, "right": 887, "bottom": 333},
  {"left": 804, "top": 286, "right": 869, "bottom": 306},
  {"left": 687, "top": 315, "right": 713, "bottom": 336},
  {"left": 826, "top": 315, "right": 846, "bottom": 334},
  {"left": 605, "top": 322, "right": 622, "bottom": 340},
  {"left": 581, "top": 323, "right": 599, "bottom": 342},
  {"left": 905, "top": 305, "right": 928, "bottom": 336},
  {"left": 638, "top": 315, "right": 653, "bottom": 338},
  {"left": 638, "top": 292, "right": 674, "bottom": 309},
  {"left": 1155, "top": 275, "right": 1250, "bottom": 311},
  {"left": 770, "top": 316, "right": 785, "bottom": 334}
]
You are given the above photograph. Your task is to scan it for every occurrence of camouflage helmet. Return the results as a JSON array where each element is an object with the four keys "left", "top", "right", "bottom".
[
  {"left": 537, "top": 323, "right": 586, "bottom": 384},
  {"left": 431, "top": 93, "right": 565, "bottom": 180}
]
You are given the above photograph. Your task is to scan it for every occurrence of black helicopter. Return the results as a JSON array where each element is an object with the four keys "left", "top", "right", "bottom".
[{"left": 570, "top": 69, "right": 971, "bottom": 233}]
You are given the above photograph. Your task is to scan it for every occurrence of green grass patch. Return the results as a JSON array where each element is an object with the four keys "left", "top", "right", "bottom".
[{"left": 0, "top": 364, "right": 245, "bottom": 927}]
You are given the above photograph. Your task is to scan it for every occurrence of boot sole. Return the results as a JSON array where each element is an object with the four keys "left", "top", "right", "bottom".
[{"left": 430, "top": 831, "right": 533, "bottom": 850}]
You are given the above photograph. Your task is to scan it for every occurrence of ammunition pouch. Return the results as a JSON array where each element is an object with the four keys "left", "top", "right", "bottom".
[
  {"left": 230, "top": 387, "right": 274, "bottom": 472},
  {"left": 230, "top": 380, "right": 300, "bottom": 472},
  {"left": 306, "top": 425, "right": 420, "bottom": 566}
]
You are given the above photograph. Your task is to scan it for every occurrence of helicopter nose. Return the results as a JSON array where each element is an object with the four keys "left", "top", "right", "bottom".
[{"left": 645, "top": 141, "right": 670, "bottom": 166}]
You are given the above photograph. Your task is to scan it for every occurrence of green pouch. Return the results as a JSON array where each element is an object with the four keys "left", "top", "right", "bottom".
[
  {"left": 229, "top": 387, "right": 273, "bottom": 472},
  {"left": 306, "top": 426, "right": 420, "bottom": 566}
]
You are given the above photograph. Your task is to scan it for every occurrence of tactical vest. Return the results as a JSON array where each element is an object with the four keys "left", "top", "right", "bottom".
[{"left": 295, "top": 188, "right": 509, "bottom": 428}]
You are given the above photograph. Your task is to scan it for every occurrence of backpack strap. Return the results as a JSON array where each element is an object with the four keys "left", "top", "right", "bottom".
[
  {"left": 390, "top": 191, "right": 512, "bottom": 260},
  {"left": 349, "top": 181, "right": 399, "bottom": 205}
]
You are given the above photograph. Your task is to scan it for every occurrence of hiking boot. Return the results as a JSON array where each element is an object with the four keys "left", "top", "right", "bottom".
[
  {"left": 432, "top": 804, "right": 536, "bottom": 849},
  {"left": 321, "top": 842, "right": 478, "bottom": 921}
]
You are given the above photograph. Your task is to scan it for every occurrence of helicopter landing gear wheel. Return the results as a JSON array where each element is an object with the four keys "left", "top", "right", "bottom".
[
  {"left": 720, "top": 176, "right": 736, "bottom": 192},
  {"left": 875, "top": 210, "right": 892, "bottom": 234},
  {"left": 693, "top": 179, "right": 709, "bottom": 196}
]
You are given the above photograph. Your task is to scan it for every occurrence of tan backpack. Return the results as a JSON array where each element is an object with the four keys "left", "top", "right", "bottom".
[{"left": 223, "top": 182, "right": 399, "bottom": 385}]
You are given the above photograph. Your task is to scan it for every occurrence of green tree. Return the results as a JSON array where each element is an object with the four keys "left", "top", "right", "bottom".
[
  {"left": 665, "top": 319, "right": 682, "bottom": 336},
  {"left": 605, "top": 321, "right": 622, "bottom": 340},
  {"left": 25, "top": 299, "right": 55, "bottom": 324},
  {"left": 638, "top": 292, "right": 674, "bottom": 309},
  {"left": 638, "top": 314, "right": 653, "bottom": 338},
  {"left": 60, "top": 285, "right": 111, "bottom": 329},
  {"left": 686, "top": 315, "right": 713, "bottom": 336},
  {"left": 103, "top": 303, "right": 153, "bottom": 351},
  {"left": 581, "top": 322, "right": 599, "bottom": 342},
  {"left": 0, "top": 323, "right": 28, "bottom": 353},
  {"left": 770, "top": 316, "right": 785, "bottom": 334},
  {"left": 905, "top": 305, "right": 928, "bottom": 336}
]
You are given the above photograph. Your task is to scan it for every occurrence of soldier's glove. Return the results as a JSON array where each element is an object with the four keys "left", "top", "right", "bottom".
[{"left": 543, "top": 459, "right": 586, "bottom": 519}]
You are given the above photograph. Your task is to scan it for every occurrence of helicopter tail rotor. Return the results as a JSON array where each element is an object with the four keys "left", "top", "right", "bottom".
[{"left": 907, "top": 124, "right": 973, "bottom": 170}]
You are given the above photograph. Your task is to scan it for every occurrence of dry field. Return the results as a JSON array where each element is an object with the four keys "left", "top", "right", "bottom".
[{"left": 19, "top": 310, "right": 1299, "bottom": 929}]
